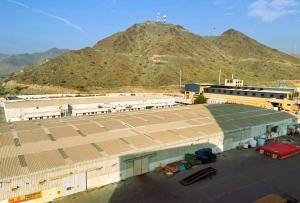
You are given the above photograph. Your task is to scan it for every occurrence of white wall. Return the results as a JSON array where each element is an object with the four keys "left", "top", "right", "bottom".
[
  {"left": 4, "top": 106, "right": 63, "bottom": 122},
  {"left": 207, "top": 98, "right": 227, "bottom": 105},
  {"left": 71, "top": 98, "right": 176, "bottom": 116}
]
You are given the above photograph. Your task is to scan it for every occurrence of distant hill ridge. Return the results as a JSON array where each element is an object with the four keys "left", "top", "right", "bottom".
[
  {"left": 11, "top": 21, "right": 300, "bottom": 90},
  {"left": 0, "top": 48, "right": 69, "bottom": 75}
]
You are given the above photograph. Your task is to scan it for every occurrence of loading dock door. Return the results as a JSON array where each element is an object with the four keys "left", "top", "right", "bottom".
[
  {"left": 134, "top": 158, "right": 142, "bottom": 176},
  {"left": 134, "top": 157, "right": 149, "bottom": 176},
  {"left": 141, "top": 157, "right": 149, "bottom": 174},
  {"left": 125, "top": 160, "right": 134, "bottom": 179},
  {"left": 125, "top": 157, "right": 150, "bottom": 178},
  {"left": 62, "top": 172, "right": 87, "bottom": 196}
]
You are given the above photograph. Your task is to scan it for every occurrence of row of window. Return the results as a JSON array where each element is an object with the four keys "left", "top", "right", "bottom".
[
  {"left": 218, "top": 86, "right": 265, "bottom": 91},
  {"left": 28, "top": 115, "right": 59, "bottom": 120},
  {"left": 226, "top": 80, "right": 243, "bottom": 83},
  {"left": 206, "top": 89, "right": 285, "bottom": 99},
  {"left": 76, "top": 106, "right": 171, "bottom": 116}
]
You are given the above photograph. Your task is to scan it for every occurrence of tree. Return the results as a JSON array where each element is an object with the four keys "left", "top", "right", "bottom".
[{"left": 194, "top": 95, "right": 207, "bottom": 104}]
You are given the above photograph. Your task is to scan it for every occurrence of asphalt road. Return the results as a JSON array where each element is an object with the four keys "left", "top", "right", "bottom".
[{"left": 55, "top": 136, "right": 300, "bottom": 203}]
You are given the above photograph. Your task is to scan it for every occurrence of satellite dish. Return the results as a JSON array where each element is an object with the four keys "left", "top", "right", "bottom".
[{"left": 163, "top": 15, "right": 167, "bottom": 23}]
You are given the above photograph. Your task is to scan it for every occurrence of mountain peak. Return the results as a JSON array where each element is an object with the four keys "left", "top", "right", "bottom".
[
  {"left": 132, "top": 21, "right": 187, "bottom": 30},
  {"left": 94, "top": 21, "right": 205, "bottom": 56},
  {"left": 222, "top": 28, "right": 245, "bottom": 37},
  {"left": 47, "top": 47, "right": 60, "bottom": 51},
  {"left": 0, "top": 48, "right": 69, "bottom": 75},
  {"left": 120, "top": 21, "right": 188, "bottom": 37},
  {"left": 10, "top": 22, "right": 300, "bottom": 91},
  {"left": 45, "top": 47, "right": 69, "bottom": 54}
]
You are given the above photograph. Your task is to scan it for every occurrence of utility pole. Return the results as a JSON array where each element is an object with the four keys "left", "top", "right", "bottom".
[
  {"left": 218, "top": 69, "right": 222, "bottom": 85},
  {"left": 179, "top": 69, "right": 182, "bottom": 90},
  {"left": 212, "top": 26, "right": 216, "bottom": 35}
]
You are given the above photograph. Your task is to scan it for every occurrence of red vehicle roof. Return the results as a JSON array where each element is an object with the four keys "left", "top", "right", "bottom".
[{"left": 257, "top": 142, "right": 300, "bottom": 158}]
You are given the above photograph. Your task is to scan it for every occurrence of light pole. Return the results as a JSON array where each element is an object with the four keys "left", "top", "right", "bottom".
[
  {"left": 218, "top": 69, "right": 222, "bottom": 85},
  {"left": 179, "top": 68, "right": 182, "bottom": 90}
]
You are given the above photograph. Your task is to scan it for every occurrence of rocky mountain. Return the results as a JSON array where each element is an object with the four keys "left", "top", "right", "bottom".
[
  {"left": 292, "top": 54, "right": 300, "bottom": 58},
  {"left": 11, "top": 22, "right": 300, "bottom": 90},
  {"left": 0, "top": 48, "right": 69, "bottom": 75}
]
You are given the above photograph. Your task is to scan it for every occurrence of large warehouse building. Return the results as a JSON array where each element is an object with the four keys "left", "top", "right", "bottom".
[
  {"left": 3, "top": 94, "right": 175, "bottom": 122},
  {"left": 0, "top": 104, "right": 296, "bottom": 203},
  {"left": 184, "top": 83, "right": 300, "bottom": 113}
]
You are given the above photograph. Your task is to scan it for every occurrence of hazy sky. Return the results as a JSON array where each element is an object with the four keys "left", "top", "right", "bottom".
[{"left": 0, "top": 0, "right": 300, "bottom": 54}]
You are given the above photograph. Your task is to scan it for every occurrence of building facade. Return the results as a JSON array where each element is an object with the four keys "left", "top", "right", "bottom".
[
  {"left": 224, "top": 78, "right": 244, "bottom": 87},
  {"left": 0, "top": 104, "right": 296, "bottom": 203},
  {"left": 3, "top": 95, "right": 176, "bottom": 122},
  {"left": 203, "top": 86, "right": 300, "bottom": 113}
]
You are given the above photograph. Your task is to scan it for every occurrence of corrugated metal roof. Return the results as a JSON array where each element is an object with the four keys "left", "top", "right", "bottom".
[{"left": 0, "top": 104, "right": 296, "bottom": 179}]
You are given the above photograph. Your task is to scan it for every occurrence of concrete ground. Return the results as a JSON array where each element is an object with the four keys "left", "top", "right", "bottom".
[{"left": 54, "top": 136, "right": 300, "bottom": 203}]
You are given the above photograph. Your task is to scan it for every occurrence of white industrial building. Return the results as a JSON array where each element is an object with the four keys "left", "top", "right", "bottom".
[
  {"left": 0, "top": 104, "right": 296, "bottom": 203},
  {"left": 224, "top": 75, "right": 244, "bottom": 87},
  {"left": 3, "top": 94, "right": 176, "bottom": 122},
  {"left": 70, "top": 98, "right": 175, "bottom": 116}
]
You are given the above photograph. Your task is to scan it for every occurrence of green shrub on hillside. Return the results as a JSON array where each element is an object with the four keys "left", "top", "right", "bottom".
[
  {"left": 0, "top": 86, "right": 5, "bottom": 96},
  {"left": 194, "top": 95, "right": 207, "bottom": 104}
]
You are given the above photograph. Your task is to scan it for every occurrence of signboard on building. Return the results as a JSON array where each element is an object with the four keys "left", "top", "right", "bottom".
[{"left": 9, "top": 192, "right": 42, "bottom": 203}]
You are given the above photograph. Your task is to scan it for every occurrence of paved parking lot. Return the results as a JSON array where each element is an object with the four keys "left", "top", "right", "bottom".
[{"left": 55, "top": 136, "right": 300, "bottom": 203}]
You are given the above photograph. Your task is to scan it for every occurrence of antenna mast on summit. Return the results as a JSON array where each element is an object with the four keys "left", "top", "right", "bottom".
[
  {"left": 163, "top": 15, "right": 167, "bottom": 24},
  {"left": 156, "top": 12, "right": 161, "bottom": 22},
  {"left": 212, "top": 26, "right": 216, "bottom": 35}
]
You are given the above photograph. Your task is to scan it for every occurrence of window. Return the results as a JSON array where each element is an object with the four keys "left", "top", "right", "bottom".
[
  {"left": 252, "top": 93, "right": 256, "bottom": 96},
  {"left": 212, "top": 89, "right": 215, "bottom": 93},
  {"left": 261, "top": 93, "right": 264, "bottom": 97},
  {"left": 11, "top": 186, "right": 20, "bottom": 191},
  {"left": 280, "top": 95, "right": 284, "bottom": 99},
  {"left": 223, "top": 90, "right": 226, "bottom": 93},
  {"left": 237, "top": 91, "right": 240, "bottom": 95},
  {"left": 230, "top": 91, "right": 233, "bottom": 94},
  {"left": 244, "top": 92, "right": 248, "bottom": 96},
  {"left": 39, "top": 180, "right": 47, "bottom": 185},
  {"left": 270, "top": 94, "right": 274, "bottom": 98},
  {"left": 271, "top": 126, "right": 278, "bottom": 133}
]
